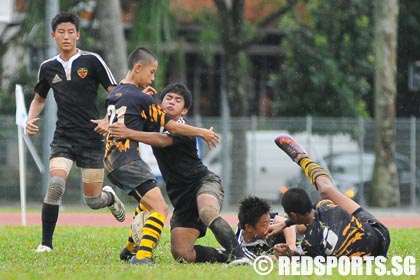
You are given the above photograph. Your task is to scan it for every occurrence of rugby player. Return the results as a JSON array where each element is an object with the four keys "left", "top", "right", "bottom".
[
  {"left": 267, "top": 134, "right": 390, "bottom": 258},
  {"left": 26, "top": 12, "right": 124, "bottom": 253}
]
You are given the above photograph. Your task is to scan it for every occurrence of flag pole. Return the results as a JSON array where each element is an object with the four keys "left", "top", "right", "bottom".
[{"left": 17, "top": 125, "right": 27, "bottom": 226}]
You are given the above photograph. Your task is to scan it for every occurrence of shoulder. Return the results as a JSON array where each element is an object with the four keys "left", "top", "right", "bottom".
[
  {"left": 315, "top": 199, "right": 336, "bottom": 209},
  {"left": 78, "top": 50, "right": 107, "bottom": 64},
  {"left": 39, "top": 55, "right": 59, "bottom": 68}
]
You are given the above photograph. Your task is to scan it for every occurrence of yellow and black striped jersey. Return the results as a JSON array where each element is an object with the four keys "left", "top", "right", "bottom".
[
  {"left": 302, "top": 199, "right": 380, "bottom": 257},
  {"left": 104, "top": 83, "right": 171, "bottom": 172}
]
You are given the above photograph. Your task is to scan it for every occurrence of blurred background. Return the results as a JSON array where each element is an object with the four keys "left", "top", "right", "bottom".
[{"left": 1, "top": 0, "right": 419, "bottom": 210}]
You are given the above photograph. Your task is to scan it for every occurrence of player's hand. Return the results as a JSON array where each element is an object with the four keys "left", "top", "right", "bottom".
[
  {"left": 142, "top": 86, "right": 158, "bottom": 96},
  {"left": 26, "top": 118, "right": 40, "bottom": 136},
  {"left": 91, "top": 118, "right": 109, "bottom": 135},
  {"left": 108, "top": 122, "right": 131, "bottom": 138},
  {"left": 265, "top": 221, "right": 286, "bottom": 238},
  {"left": 273, "top": 243, "right": 293, "bottom": 257},
  {"left": 201, "top": 127, "right": 220, "bottom": 149}
]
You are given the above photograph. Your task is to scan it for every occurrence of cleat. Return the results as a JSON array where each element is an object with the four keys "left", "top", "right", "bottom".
[
  {"left": 103, "top": 185, "right": 126, "bottom": 222},
  {"left": 228, "top": 256, "right": 252, "bottom": 266},
  {"left": 130, "top": 256, "right": 155, "bottom": 265},
  {"left": 274, "top": 134, "right": 307, "bottom": 163},
  {"left": 35, "top": 244, "right": 52, "bottom": 253},
  {"left": 120, "top": 247, "right": 137, "bottom": 262}
]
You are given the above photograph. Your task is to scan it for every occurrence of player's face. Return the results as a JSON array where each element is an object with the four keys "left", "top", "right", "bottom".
[
  {"left": 136, "top": 61, "right": 158, "bottom": 88},
  {"left": 252, "top": 212, "right": 271, "bottom": 239},
  {"left": 51, "top": 22, "right": 80, "bottom": 53},
  {"left": 161, "top": 92, "right": 188, "bottom": 119}
]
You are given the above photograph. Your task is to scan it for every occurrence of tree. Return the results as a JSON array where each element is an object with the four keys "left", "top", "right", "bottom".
[
  {"left": 212, "top": 0, "right": 299, "bottom": 203},
  {"left": 95, "top": 0, "right": 127, "bottom": 81},
  {"left": 273, "top": 0, "right": 374, "bottom": 117},
  {"left": 370, "top": 0, "right": 399, "bottom": 207}
]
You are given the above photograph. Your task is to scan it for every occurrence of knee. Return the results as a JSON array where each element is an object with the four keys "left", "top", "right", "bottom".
[
  {"left": 198, "top": 205, "right": 220, "bottom": 227},
  {"left": 44, "top": 176, "right": 66, "bottom": 205},
  {"left": 171, "top": 246, "right": 194, "bottom": 263}
]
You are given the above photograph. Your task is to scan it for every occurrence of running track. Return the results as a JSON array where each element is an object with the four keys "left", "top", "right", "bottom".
[{"left": 1, "top": 212, "right": 420, "bottom": 228}]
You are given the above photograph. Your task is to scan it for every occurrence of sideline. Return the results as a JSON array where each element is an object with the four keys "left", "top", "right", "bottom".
[{"left": 1, "top": 212, "right": 420, "bottom": 228}]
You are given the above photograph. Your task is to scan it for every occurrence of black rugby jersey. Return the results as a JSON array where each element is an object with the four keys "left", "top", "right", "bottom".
[
  {"left": 34, "top": 49, "right": 117, "bottom": 147},
  {"left": 104, "top": 83, "right": 172, "bottom": 172},
  {"left": 302, "top": 200, "right": 379, "bottom": 257},
  {"left": 150, "top": 118, "right": 213, "bottom": 208}
]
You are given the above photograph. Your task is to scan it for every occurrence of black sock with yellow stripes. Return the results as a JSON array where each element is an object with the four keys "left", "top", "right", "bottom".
[
  {"left": 135, "top": 212, "right": 165, "bottom": 260},
  {"left": 124, "top": 203, "right": 148, "bottom": 253},
  {"left": 298, "top": 157, "right": 330, "bottom": 190}
]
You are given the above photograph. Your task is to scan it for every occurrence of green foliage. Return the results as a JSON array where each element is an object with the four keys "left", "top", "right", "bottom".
[
  {"left": 396, "top": 0, "right": 420, "bottom": 117},
  {"left": 127, "top": 0, "right": 174, "bottom": 90},
  {"left": 274, "top": 0, "right": 374, "bottom": 117},
  {"left": 0, "top": 225, "right": 418, "bottom": 279}
]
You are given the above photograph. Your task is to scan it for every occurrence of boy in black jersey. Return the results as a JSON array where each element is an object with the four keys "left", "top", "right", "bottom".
[
  {"left": 26, "top": 12, "right": 125, "bottom": 253},
  {"left": 266, "top": 134, "right": 390, "bottom": 258},
  {"left": 108, "top": 83, "right": 249, "bottom": 265},
  {"left": 98, "top": 50, "right": 220, "bottom": 265}
]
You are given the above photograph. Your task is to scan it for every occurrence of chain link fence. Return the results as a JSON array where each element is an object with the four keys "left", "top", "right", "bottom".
[{"left": 1, "top": 115, "right": 419, "bottom": 209}]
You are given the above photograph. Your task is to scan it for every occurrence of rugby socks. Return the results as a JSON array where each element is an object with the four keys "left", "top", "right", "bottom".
[
  {"left": 134, "top": 212, "right": 165, "bottom": 260},
  {"left": 194, "top": 245, "right": 228, "bottom": 263},
  {"left": 297, "top": 157, "right": 330, "bottom": 190},
  {"left": 124, "top": 203, "right": 148, "bottom": 253},
  {"left": 209, "top": 217, "right": 245, "bottom": 260},
  {"left": 41, "top": 203, "right": 59, "bottom": 249}
]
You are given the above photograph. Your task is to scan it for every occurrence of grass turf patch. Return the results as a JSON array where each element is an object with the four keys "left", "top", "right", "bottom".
[{"left": 0, "top": 226, "right": 418, "bottom": 279}]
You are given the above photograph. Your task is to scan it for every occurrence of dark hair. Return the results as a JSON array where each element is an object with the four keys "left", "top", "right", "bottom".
[
  {"left": 281, "top": 188, "right": 312, "bottom": 215},
  {"left": 127, "top": 47, "right": 158, "bottom": 69},
  {"left": 51, "top": 12, "right": 79, "bottom": 32},
  {"left": 238, "top": 196, "right": 271, "bottom": 229},
  {"left": 159, "top": 83, "right": 192, "bottom": 110}
]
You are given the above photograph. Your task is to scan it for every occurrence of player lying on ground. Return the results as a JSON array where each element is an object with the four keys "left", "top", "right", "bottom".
[
  {"left": 266, "top": 134, "right": 390, "bottom": 258},
  {"left": 236, "top": 195, "right": 302, "bottom": 260}
]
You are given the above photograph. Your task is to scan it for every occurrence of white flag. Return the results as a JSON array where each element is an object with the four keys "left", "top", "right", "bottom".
[{"left": 15, "top": 84, "right": 28, "bottom": 128}]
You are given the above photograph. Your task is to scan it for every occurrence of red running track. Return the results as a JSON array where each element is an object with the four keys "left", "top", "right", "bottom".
[{"left": 1, "top": 212, "right": 420, "bottom": 228}]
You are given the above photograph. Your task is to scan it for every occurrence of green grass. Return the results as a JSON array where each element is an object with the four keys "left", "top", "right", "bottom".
[{"left": 0, "top": 226, "right": 419, "bottom": 280}]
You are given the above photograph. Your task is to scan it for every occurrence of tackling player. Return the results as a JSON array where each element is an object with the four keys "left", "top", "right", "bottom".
[
  {"left": 97, "top": 50, "right": 220, "bottom": 265},
  {"left": 108, "top": 83, "right": 249, "bottom": 265}
]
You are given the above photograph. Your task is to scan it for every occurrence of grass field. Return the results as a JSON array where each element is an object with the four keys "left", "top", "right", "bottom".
[{"left": 0, "top": 226, "right": 419, "bottom": 280}]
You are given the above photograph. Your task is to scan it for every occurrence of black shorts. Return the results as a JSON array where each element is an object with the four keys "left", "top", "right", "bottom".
[
  {"left": 106, "top": 159, "right": 157, "bottom": 196},
  {"left": 50, "top": 142, "right": 104, "bottom": 169},
  {"left": 353, "top": 207, "right": 391, "bottom": 257},
  {"left": 170, "top": 173, "right": 224, "bottom": 238}
]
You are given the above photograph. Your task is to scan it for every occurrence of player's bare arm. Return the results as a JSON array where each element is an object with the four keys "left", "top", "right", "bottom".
[
  {"left": 108, "top": 122, "right": 173, "bottom": 147},
  {"left": 265, "top": 221, "right": 287, "bottom": 238},
  {"left": 26, "top": 93, "right": 46, "bottom": 136},
  {"left": 165, "top": 121, "right": 220, "bottom": 149}
]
